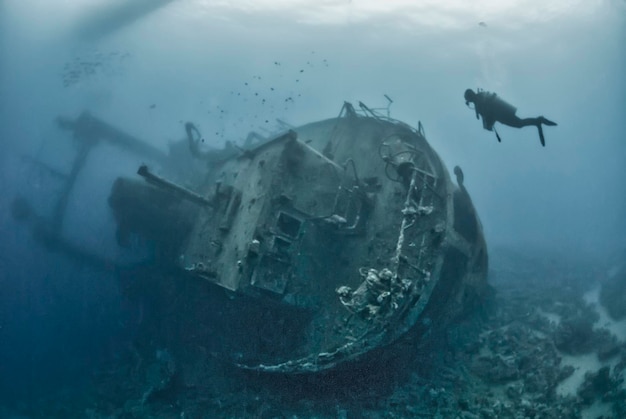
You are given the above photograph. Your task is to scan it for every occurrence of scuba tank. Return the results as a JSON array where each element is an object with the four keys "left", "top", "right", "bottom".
[
  {"left": 475, "top": 89, "right": 517, "bottom": 143},
  {"left": 483, "top": 92, "right": 517, "bottom": 120}
]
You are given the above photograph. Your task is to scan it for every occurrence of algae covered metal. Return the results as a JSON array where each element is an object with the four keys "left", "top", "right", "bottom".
[{"left": 15, "top": 102, "right": 488, "bottom": 374}]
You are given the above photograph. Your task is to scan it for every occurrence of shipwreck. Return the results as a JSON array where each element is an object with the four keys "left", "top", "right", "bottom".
[{"left": 13, "top": 101, "right": 488, "bottom": 374}]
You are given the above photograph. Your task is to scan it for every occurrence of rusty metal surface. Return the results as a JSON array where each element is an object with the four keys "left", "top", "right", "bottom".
[{"left": 16, "top": 103, "right": 488, "bottom": 374}]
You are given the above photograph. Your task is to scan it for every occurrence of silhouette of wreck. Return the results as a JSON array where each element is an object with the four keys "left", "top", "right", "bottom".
[{"left": 13, "top": 101, "right": 488, "bottom": 374}]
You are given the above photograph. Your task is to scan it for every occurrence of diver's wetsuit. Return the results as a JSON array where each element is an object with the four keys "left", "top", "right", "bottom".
[{"left": 466, "top": 89, "right": 557, "bottom": 146}]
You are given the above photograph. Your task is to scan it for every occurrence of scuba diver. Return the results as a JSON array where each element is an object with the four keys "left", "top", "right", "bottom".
[{"left": 464, "top": 88, "right": 557, "bottom": 146}]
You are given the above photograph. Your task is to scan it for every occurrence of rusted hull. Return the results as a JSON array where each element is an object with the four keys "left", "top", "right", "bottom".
[{"left": 109, "top": 112, "right": 488, "bottom": 373}]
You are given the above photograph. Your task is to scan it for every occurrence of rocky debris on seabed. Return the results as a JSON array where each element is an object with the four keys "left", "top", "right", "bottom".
[
  {"left": 577, "top": 366, "right": 625, "bottom": 405},
  {"left": 4, "top": 246, "right": 626, "bottom": 418}
]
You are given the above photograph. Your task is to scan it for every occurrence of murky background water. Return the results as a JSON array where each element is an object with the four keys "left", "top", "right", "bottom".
[{"left": 0, "top": 1, "right": 624, "bottom": 417}]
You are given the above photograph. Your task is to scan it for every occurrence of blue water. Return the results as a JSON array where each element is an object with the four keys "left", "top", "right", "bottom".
[{"left": 1, "top": 0, "right": 625, "bottom": 415}]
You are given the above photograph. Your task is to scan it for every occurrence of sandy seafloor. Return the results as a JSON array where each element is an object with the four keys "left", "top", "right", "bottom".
[{"left": 1, "top": 245, "right": 624, "bottom": 419}]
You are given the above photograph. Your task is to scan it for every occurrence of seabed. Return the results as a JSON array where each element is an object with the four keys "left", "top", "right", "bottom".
[{"left": 2, "top": 246, "right": 624, "bottom": 418}]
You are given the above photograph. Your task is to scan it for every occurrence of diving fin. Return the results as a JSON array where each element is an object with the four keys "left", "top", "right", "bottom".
[
  {"left": 541, "top": 117, "right": 557, "bottom": 126},
  {"left": 538, "top": 125, "right": 545, "bottom": 147}
]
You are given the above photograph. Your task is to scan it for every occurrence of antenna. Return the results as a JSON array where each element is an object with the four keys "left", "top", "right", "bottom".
[{"left": 384, "top": 94, "right": 393, "bottom": 118}]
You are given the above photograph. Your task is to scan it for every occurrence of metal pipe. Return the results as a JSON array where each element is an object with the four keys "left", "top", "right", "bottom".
[{"left": 137, "top": 165, "right": 215, "bottom": 208}]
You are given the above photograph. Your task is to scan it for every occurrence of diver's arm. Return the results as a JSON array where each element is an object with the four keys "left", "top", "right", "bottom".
[
  {"left": 476, "top": 92, "right": 495, "bottom": 131},
  {"left": 474, "top": 92, "right": 488, "bottom": 121}
]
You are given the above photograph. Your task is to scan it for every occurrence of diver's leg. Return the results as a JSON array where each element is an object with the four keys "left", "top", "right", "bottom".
[
  {"left": 506, "top": 117, "right": 539, "bottom": 128},
  {"left": 502, "top": 115, "right": 553, "bottom": 146},
  {"left": 502, "top": 114, "right": 557, "bottom": 128}
]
